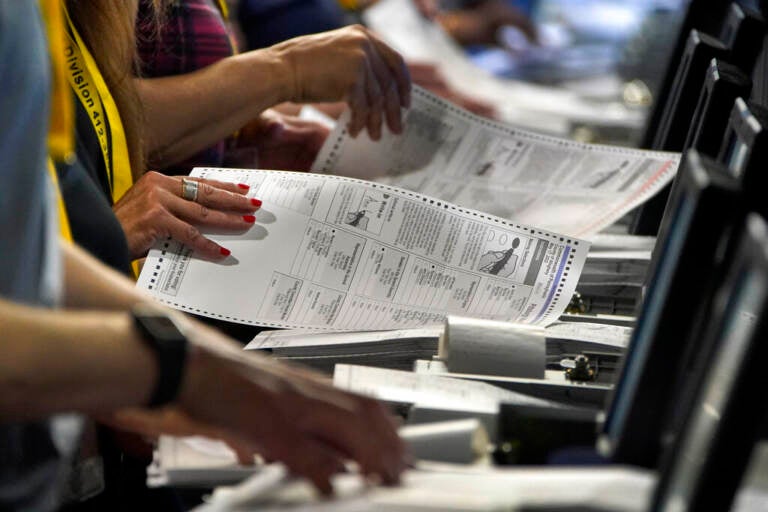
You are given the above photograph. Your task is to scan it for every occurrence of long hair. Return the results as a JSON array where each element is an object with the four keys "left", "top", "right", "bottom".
[{"left": 65, "top": 0, "right": 168, "bottom": 179}]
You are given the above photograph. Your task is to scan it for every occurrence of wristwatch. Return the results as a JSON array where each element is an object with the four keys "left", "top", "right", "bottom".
[{"left": 131, "top": 304, "right": 189, "bottom": 408}]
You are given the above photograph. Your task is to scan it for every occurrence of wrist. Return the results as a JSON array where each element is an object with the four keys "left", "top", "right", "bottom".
[
  {"left": 131, "top": 305, "right": 189, "bottom": 408},
  {"left": 261, "top": 45, "right": 301, "bottom": 105}
]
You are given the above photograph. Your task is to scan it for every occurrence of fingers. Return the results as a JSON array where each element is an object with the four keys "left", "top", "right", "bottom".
[
  {"left": 367, "top": 31, "right": 411, "bottom": 109},
  {"left": 342, "top": 26, "right": 410, "bottom": 138},
  {"left": 347, "top": 75, "right": 371, "bottom": 139},
  {"left": 189, "top": 177, "right": 252, "bottom": 196},
  {"left": 167, "top": 192, "right": 258, "bottom": 231},
  {"left": 363, "top": 43, "right": 401, "bottom": 138},
  {"left": 183, "top": 178, "right": 261, "bottom": 213},
  {"left": 291, "top": 391, "right": 406, "bottom": 486},
  {"left": 161, "top": 212, "right": 234, "bottom": 260},
  {"left": 260, "top": 434, "right": 347, "bottom": 496}
]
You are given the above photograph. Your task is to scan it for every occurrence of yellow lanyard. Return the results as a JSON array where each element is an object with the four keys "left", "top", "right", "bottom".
[
  {"left": 337, "top": 0, "right": 360, "bottom": 10},
  {"left": 62, "top": 5, "right": 133, "bottom": 203},
  {"left": 214, "top": 0, "right": 229, "bottom": 20},
  {"left": 39, "top": 0, "right": 75, "bottom": 164},
  {"left": 39, "top": 0, "right": 74, "bottom": 241}
]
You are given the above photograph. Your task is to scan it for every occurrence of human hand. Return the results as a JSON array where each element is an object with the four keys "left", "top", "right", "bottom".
[
  {"left": 269, "top": 25, "right": 411, "bottom": 140},
  {"left": 230, "top": 110, "right": 330, "bottom": 171},
  {"left": 438, "top": 0, "right": 537, "bottom": 47},
  {"left": 413, "top": 0, "right": 439, "bottom": 18},
  {"left": 113, "top": 172, "right": 261, "bottom": 260},
  {"left": 106, "top": 327, "right": 407, "bottom": 495},
  {"left": 408, "top": 62, "right": 497, "bottom": 119}
]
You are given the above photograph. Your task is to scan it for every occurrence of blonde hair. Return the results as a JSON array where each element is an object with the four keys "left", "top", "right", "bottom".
[{"left": 65, "top": 0, "right": 169, "bottom": 179}]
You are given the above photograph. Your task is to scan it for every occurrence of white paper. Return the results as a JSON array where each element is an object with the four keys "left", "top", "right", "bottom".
[
  {"left": 333, "top": 364, "right": 556, "bottom": 411},
  {"left": 147, "top": 436, "right": 256, "bottom": 487},
  {"left": 298, "top": 105, "right": 337, "bottom": 130},
  {"left": 152, "top": 420, "right": 489, "bottom": 489},
  {"left": 312, "top": 87, "right": 679, "bottom": 238},
  {"left": 137, "top": 168, "right": 588, "bottom": 329},
  {"left": 245, "top": 326, "right": 443, "bottom": 350},
  {"left": 363, "top": 0, "right": 645, "bottom": 133},
  {"left": 588, "top": 233, "right": 657, "bottom": 252},
  {"left": 545, "top": 321, "right": 632, "bottom": 348},
  {"left": 193, "top": 464, "right": 656, "bottom": 512}
]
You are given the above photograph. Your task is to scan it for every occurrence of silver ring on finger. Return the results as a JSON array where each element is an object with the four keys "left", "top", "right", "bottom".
[{"left": 181, "top": 178, "right": 199, "bottom": 202}]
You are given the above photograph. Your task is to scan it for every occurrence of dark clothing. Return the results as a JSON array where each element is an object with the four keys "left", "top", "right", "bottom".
[
  {"left": 137, "top": 0, "right": 235, "bottom": 171},
  {"left": 56, "top": 98, "right": 133, "bottom": 276},
  {"left": 238, "top": 0, "right": 346, "bottom": 50}
]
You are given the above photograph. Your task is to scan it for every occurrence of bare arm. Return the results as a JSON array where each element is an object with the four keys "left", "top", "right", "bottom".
[
  {"left": 3, "top": 241, "right": 406, "bottom": 492},
  {"left": 62, "top": 239, "right": 152, "bottom": 310},
  {"left": 139, "top": 26, "right": 410, "bottom": 167},
  {"left": 138, "top": 51, "right": 288, "bottom": 167}
]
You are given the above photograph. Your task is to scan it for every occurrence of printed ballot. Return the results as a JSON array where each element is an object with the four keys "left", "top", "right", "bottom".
[
  {"left": 313, "top": 87, "right": 679, "bottom": 238},
  {"left": 137, "top": 169, "right": 588, "bottom": 330}
]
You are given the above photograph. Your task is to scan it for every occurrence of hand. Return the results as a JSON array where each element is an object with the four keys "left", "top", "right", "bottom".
[
  {"left": 113, "top": 172, "right": 261, "bottom": 260},
  {"left": 105, "top": 326, "right": 407, "bottom": 495},
  {"left": 269, "top": 25, "right": 411, "bottom": 140},
  {"left": 413, "top": 0, "right": 439, "bottom": 18},
  {"left": 438, "top": 0, "right": 537, "bottom": 47},
  {"left": 229, "top": 110, "right": 330, "bottom": 171},
  {"left": 408, "top": 62, "right": 497, "bottom": 119}
]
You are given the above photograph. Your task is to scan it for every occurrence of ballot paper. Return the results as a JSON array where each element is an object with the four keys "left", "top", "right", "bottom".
[
  {"left": 151, "top": 420, "right": 490, "bottom": 488},
  {"left": 245, "top": 327, "right": 443, "bottom": 372},
  {"left": 587, "top": 233, "right": 656, "bottom": 252},
  {"left": 312, "top": 87, "right": 679, "bottom": 238},
  {"left": 193, "top": 463, "right": 657, "bottom": 512},
  {"left": 363, "top": 0, "right": 645, "bottom": 134},
  {"left": 544, "top": 321, "right": 631, "bottom": 349},
  {"left": 244, "top": 319, "right": 627, "bottom": 375},
  {"left": 147, "top": 436, "right": 256, "bottom": 487},
  {"left": 333, "top": 364, "right": 556, "bottom": 410},
  {"left": 137, "top": 168, "right": 588, "bottom": 329}
]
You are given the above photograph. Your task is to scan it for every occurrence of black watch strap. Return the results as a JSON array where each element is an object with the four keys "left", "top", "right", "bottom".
[{"left": 131, "top": 304, "right": 188, "bottom": 408}]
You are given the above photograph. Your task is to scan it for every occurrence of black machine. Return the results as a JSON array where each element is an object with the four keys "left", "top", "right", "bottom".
[
  {"left": 685, "top": 59, "right": 752, "bottom": 155},
  {"left": 599, "top": 76, "right": 768, "bottom": 468},
  {"left": 642, "top": 0, "right": 765, "bottom": 150},
  {"left": 718, "top": 97, "right": 768, "bottom": 176},
  {"left": 597, "top": 151, "right": 745, "bottom": 468},
  {"left": 651, "top": 213, "right": 768, "bottom": 512},
  {"left": 496, "top": 152, "right": 746, "bottom": 467},
  {"left": 632, "top": 1, "right": 765, "bottom": 235}
]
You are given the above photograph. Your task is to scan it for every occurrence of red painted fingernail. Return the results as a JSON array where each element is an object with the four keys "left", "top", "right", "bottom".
[
  {"left": 250, "top": 198, "right": 262, "bottom": 207},
  {"left": 219, "top": 247, "right": 231, "bottom": 256},
  {"left": 238, "top": 183, "right": 250, "bottom": 190},
  {"left": 243, "top": 215, "right": 256, "bottom": 223}
]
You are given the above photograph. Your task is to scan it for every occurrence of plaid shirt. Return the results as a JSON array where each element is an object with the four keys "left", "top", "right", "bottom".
[{"left": 137, "top": 0, "right": 235, "bottom": 170}]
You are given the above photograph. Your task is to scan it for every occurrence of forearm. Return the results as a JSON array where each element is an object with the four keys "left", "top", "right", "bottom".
[
  {"left": 138, "top": 50, "right": 292, "bottom": 167},
  {"left": 0, "top": 299, "right": 156, "bottom": 419},
  {"left": 63, "top": 241, "right": 149, "bottom": 310},
  {"left": 62, "top": 240, "right": 244, "bottom": 358}
]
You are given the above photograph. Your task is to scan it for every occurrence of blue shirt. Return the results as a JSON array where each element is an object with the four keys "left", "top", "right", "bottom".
[{"left": 0, "top": 1, "right": 81, "bottom": 509}]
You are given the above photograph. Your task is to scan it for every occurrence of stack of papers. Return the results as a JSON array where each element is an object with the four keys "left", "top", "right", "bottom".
[
  {"left": 246, "top": 327, "right": 443, "bottom": 373},
  {"left": 244, "top": 319, "right": 629, "bottom": 375},
  {"left": 193, "top": 463, "right": 657, "bottom": 512},
  {"left": 150, "top": 420, "right": 491, "bottom": 488},
  {"left": 576, "top": 249, "right": 651, "bottom": 315}
]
